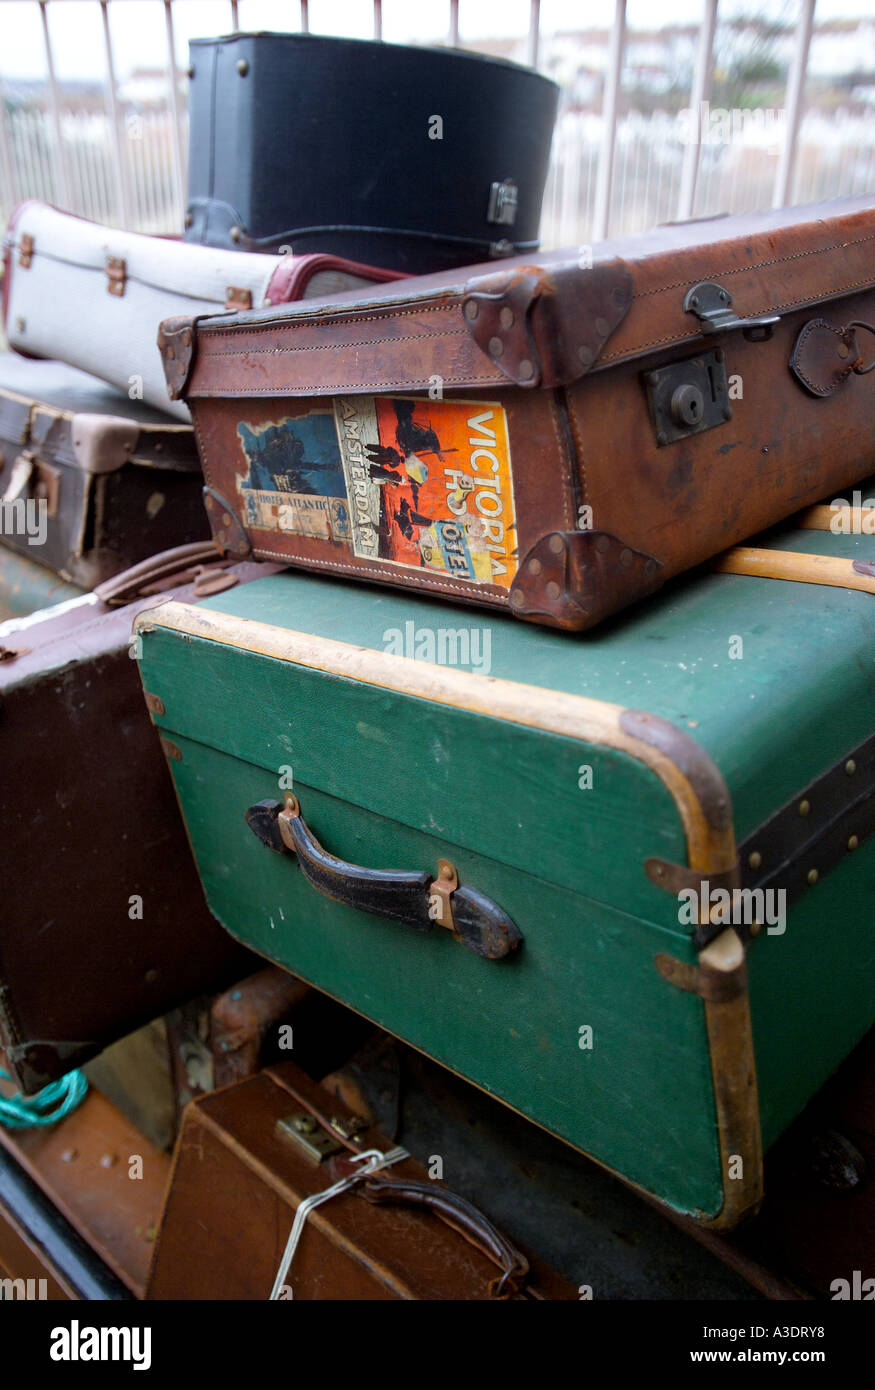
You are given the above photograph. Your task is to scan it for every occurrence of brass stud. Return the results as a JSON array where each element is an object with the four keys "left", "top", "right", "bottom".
[
  {"left": 230, "top": 226, "right": 241, "bottom": 243},
  {"left": 845, "top": 759, "right": 857, "bottom": 776},
  {"left": 464, "top": 299, "right": 479, "bottom": 321},
  {"left": 578, "top": 345, "right": 593, "bottom": 367},
  {"left": 748, "top": 850, "right": 762, "bottom": 870},
  {"left": 798, "top": 799, "right": 811, "bottom": 817},
  {"left": 545, "top": 580, "right": 560, "bottom": 600},
  {"left": 488, "top": 335, "right": 504, "bottom": 357},
  {"left": 848, "top": 835, "right": 859, "bottom": 851},
  {"left": 510, "top": 590, "right": 524, "bottom": 608},
  {"left": 807, "top": 868, "right": 819, "bottom": 886},
  {"left": 529, "top": 558, "right": 542, "bottom": 576},
  {"left": 594, "top": 316, "right": 609, "bottom": 337},
  {"left": 518, "top": 358, "right": 534, "bottom": 381},
  {"left": 236, "top": 59, "right": 249, "bottom": 76},
  {"left": 548, "top": 534, "right": 564, "bottom": 555},
  {"left": 499, "top": 306, "right": 514, "bottom": 329}
]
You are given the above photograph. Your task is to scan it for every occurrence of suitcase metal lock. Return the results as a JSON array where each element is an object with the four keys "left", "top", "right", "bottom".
[
  {"left": 644, "top": 348, "right": 732, "bottom": 447},
  {"left": 277, "top": 1111, "right": 365, "bottom": 1164}
]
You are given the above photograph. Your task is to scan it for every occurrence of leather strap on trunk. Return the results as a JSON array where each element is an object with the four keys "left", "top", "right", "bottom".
[{"left": 93, "top": 541, "right": 233, "bottom": 605}]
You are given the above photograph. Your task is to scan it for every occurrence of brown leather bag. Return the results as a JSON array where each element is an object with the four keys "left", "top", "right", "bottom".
[
  {"left": 159, "top": 196, "right": 875, "bottom": 630},
  {"left": 0, "top": 547, "right": 274, "bottom": 1093},
  {"left": 146, "top": 1060, "right": 576, "bottom": 1300}
]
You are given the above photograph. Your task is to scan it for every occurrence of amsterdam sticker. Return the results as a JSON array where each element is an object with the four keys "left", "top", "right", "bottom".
[{"left": 235, "top": 397, "right": 517, "bottom": 588}]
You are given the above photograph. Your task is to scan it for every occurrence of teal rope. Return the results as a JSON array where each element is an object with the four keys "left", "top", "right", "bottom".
[{"left": 0, "top": 1068, "right": 88, "bottom": 1131}]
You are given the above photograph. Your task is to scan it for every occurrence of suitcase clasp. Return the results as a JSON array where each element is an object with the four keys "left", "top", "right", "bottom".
[
  {"left": 277, "top": 1110, "right": 366, "bottom": 1164},
  {"left": 684, "top": 281, "right": 779, "bottom": 341},
  {"left": 106, "top": 256, "right": 127, "bottom": 297}
]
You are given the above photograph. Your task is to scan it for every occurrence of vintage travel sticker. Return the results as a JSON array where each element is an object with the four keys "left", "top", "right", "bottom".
[
  {"left": 235, "top": 396, "right": 517, "bottom": 588},
  {"left": 235, "top": 412, "right": 352, "bottom": 543}
]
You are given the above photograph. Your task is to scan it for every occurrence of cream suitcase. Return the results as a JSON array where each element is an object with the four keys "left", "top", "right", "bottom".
[{"left": 2, "top": 202, "right": 399, "bottom": 421}]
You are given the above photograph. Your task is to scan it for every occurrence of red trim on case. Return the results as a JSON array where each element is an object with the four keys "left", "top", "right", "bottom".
[{"left": 264, "top": 253, "right": 403, "bottom": 305}]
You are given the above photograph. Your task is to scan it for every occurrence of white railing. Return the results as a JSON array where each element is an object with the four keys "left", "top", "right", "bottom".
[{"left": 0, "top": 0, "right": 871, "bottom": 249}]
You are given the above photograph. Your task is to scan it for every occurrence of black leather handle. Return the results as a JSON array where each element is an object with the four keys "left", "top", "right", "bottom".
[{"left": 244, "top": 797, "right": 521, "bottom": 961}]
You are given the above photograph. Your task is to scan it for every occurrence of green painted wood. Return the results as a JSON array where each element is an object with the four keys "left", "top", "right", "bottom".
[
  {"left": 140, "top": 625, "right": 689, "bottom": 934},
  {"left": 190, "top": 523, "right": 874, "bottom": 845},
  {"left": 167, "top": 733, "right": 721, "bottom": 1217},
  {"left": 137, "top": 508, "right": 875, "bottom": 1218}
]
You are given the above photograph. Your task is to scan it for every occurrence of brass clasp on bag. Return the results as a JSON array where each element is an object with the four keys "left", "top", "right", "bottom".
[{"left": 106, "top": 256, "right": 126, "bottom": 296}]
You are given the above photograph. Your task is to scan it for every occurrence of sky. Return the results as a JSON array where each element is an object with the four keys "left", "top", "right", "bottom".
[{"left": 0, "top": 0, "right": 873, "bottom": 83}]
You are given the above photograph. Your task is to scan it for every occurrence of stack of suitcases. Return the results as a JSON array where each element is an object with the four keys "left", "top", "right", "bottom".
[{"left": 0, "top": 28, "right": 873, "bottom": 1304}]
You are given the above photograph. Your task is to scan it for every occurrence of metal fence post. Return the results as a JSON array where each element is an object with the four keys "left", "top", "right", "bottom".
[
  {"left": 449, "top": 0, "right": 459, "bottom": 47},
  {"left": 38, "top": 0, "right": 71, "bottom": 208},
  {"left": 676, "top": 0, "right": 718, "bottom": 221},
  {"left": 163, "top": 0, "right": 185, "bottom": 225},
  {"left": 773, "top": 0, "right": 816, "bottom": 208},
  {"left": 0, "top": 81, "right": 18, "bottom": 213},
  {"left": 100, "top": 0, "right": 132, "bottom": 228},
  {"left": 593, "top": 0, "right": 626, "bottom": 241},
  {"left": 528, "top": 0, "right": 540, "bottom": 69}
]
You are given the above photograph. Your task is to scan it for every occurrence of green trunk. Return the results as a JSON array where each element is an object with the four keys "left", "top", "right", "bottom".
[{"left": 136, "top": 514, "right": 875, "bottom": 1223}]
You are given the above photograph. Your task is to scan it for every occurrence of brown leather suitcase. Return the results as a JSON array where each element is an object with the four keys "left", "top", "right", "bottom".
[
  {"left": 0, "top": 355, "right": 209, "bottom": 588},
  {"left": 0, "top": 546, "right": 273, "bottom": 1095},
  {"left": 325, "top": 1025, "right": 875, "bottom": 1301},
  {"left": 160, "top": 196, "right": 875, "bottom": 629},
  {"left": 146, "top": 1059, "right": 576, "bottom": 1300}
]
